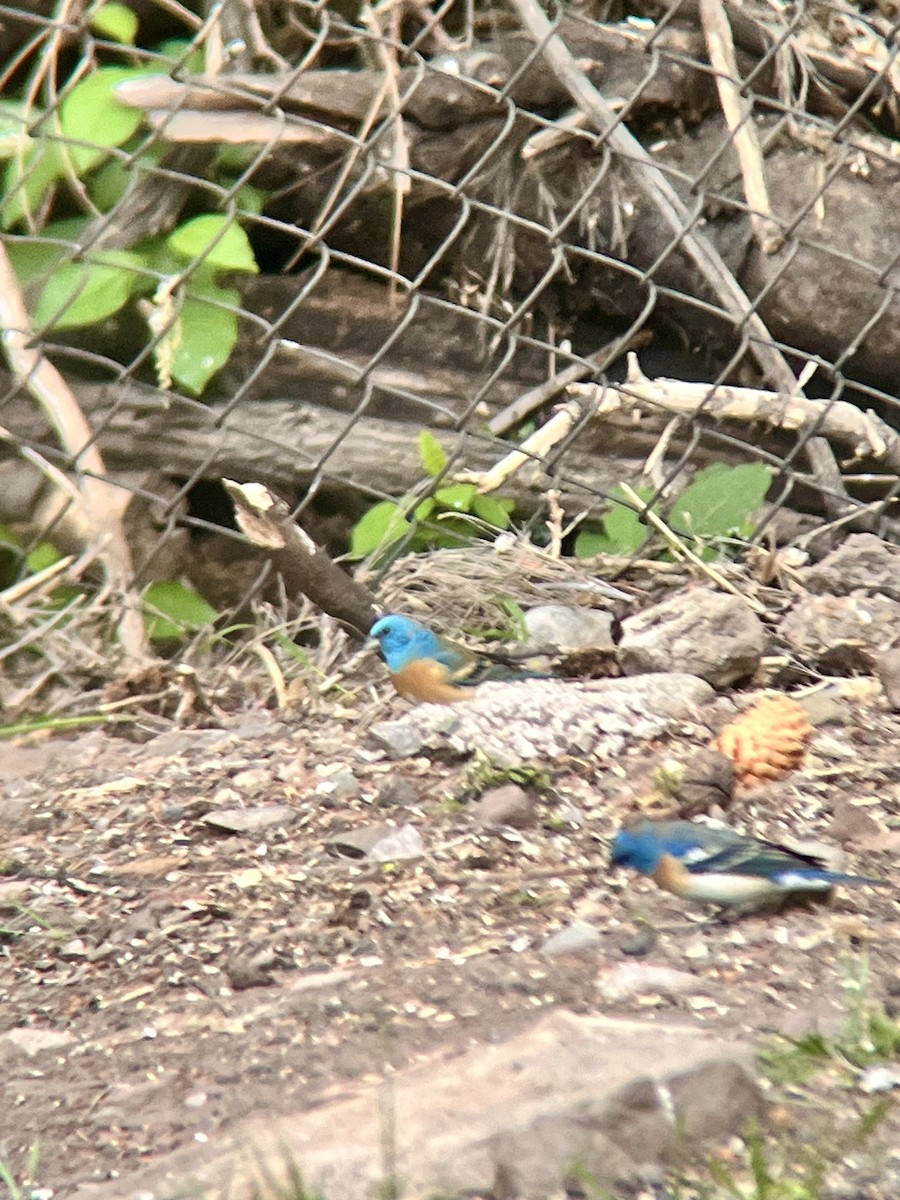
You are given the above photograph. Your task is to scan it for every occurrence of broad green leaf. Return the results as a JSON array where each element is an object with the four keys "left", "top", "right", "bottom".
[
  {"left": 88, "top": 146, "right": 163, "bottom": 211},
  {"left": 472, "top": 493, "right": 512, "bottom": 529},
  {"left": 169, "top": 281, "right": 240, "bottom": 395},
  {"left": 670, "top": 463, "right": 772, "bottom": 541},
  {"left": 33, "top": 249, "right": 145, "bottom": 330},
  {"left": 413, "top": 498, "right": 435, "bottom": 520},
  {"left": 155, "top": 38, "right": 206, "bottom": 73},
  {"left": 349, "top": 501, "right": 410, "bottom": 558},
  {"left": 574, "top": 484, "right": 655, "bottom": 557},
  {"left": 144, "top": 580, "right": 218, "bottom": 641},
  {"left": 168, "top": 214, "right": 258, "bottom": 273},
  {"left": 26, "top": 542, "right": 63, "bottom": 572},
  {"left": 59, "top": 66, "right": 150, "bottom": 173},
  {"left": 434, "top": 483, "right": 477, "bottom": 512},
  {"left": 235, "top": 183, "right": 265, "bottom": 216},
  {"left": 1, "top": 140, "right": 64, "bottom": 229},
  {"left": 418, "top": 429, "right": 448, "bottom": 478},
  {"left": 89, "top": 2, "right": 139, "bottom": 44},
  {"left": 0, "top": 100, "right": 33, "bottom": 161},
  {"left": 431, "top": 513, "right": 477, "bottom": 547},
  {"left": 5, "top": 219, "right": 88, "bottom": 291}
]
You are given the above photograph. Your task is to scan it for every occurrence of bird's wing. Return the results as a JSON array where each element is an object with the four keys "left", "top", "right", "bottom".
[{"left": 683, "top": 842, "right": 807, "bottom": 879}]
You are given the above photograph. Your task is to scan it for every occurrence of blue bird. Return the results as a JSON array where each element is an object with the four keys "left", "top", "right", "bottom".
[
  {"left": 610, "top": 819, "right": 888, "bottom": 913},
  {"left": 370, "top": 613, "right": 546, "bottom": 703}
]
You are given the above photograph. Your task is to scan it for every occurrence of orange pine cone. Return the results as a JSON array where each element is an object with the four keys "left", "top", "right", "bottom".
[{"left": 713, "top": 695, "right": 813, "bottom": 788}]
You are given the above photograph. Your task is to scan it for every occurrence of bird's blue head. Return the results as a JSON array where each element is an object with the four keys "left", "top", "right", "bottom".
[
  {"left": 370, "top": 614, "right": 441, "bottom": 673},
  {"left": 610, "top": 826, "right": 667, "bottom": 875}
]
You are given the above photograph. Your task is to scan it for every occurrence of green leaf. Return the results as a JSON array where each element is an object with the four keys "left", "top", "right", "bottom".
[
  {"left": 472, "top": 493, "right": 513, "bottom": 530},
  {"left": 155, "top": 38, "right": 206, "bottom": 73},
  {"left": 2, "top": 140, "right": 65, "bottom": 229},
  {"left": 168, "top": 214, "right": 258, "bottom": 274},
  {"left": 5, "top": 220, "right": 86, "bottom": 292},
  {"left": 348, "top": 501, "right": 410, "bottom": 558},
  {"left": 575, "top": 484, "right": 655, "bottom": 557},
  {"left": 33, "top": 248, "right": 145, "bottom": 330},
  {"left": 59, "top": 66, "right": 150, "bottom": 173},
  {"left": 0, "top": 100, "right": 33, "bottom": 162},
  {"left": 434, "top": 483, "right": 477, "bottom": 512},
  {"left": 144, "top": 580, "right": 218, "bottom": 641},
  {"left": 26, "top": 542, "right": 63, "bottom": 572},
  {"left": 89, "top": 2, "right": 139, "bottom": 45},
  {"left": 418, "top": 429, "right": 448, "bottom": 478},
  {"left": 669, "top": 463, "right": 772, "bottom": 541},
  {"left": 169, "top": 280, "right": 240, "bottom": 395},
  {"left": 413, "top": 497, "right": 435, "bottom": 521}
]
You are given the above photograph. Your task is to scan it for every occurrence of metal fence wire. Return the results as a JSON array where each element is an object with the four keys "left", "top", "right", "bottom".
[{"left": 3, "top": 0, "right": 900, "bottom": 690}]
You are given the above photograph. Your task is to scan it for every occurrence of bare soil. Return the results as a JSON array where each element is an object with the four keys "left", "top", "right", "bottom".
[{"left": 1, "top": 684, "right": 899, "bottom": 1196}]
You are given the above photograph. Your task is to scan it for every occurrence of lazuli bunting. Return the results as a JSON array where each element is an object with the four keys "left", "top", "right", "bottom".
[
  {"left": 370, "top": 613, "right": 546, "bottom": 704},
  {"left": 610, "top": 819, "right": 887, "bottom": 913}
]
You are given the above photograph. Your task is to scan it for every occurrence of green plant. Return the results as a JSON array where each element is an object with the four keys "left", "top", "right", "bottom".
[
  {"left": 461, "top": 749, "right": 551, "bottom": 799},
  {"left": 574, "top": 463, "right": 773, "bottom": 560},
  {"left": 349, "top": 431, "right": 515, "bottom": 559},
  {"left": 761, "top": 949, "right": 900, "bottom": 1086},
  {"left": 3, "top": 37, "right": 260, "bottom": 395},
  {"left": 0, "top": 1140, "right": 43, "bottom": 1200}
]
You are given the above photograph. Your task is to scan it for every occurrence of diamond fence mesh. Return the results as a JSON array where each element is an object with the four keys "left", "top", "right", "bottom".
[{"left": 2, "top": 0, "right": 900, "bottom": 702}]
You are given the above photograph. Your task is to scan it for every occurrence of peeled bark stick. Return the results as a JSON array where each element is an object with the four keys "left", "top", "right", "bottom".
[
  {"left": 224, "top": 480, "right": 379, "bottom": 635},
  {"left": 699, "top": 0, "right": 783, "bottom": 255}
]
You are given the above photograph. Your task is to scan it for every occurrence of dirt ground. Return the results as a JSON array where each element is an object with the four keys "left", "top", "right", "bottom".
[{"left": 1, "top": 676, "right": 899, "bottom": 1197}]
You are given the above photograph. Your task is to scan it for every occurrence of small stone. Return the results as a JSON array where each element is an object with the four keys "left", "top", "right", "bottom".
[
  {"left": 524, "top": 605, "right": 615, "bottom": 652},
  {"left": 374, "top": 778, "right": 420, "bottom": 808},
  {"left": 202, "top": 804, "right": 297, "bottom": 834},
  {"left": 619, "top": 589, "right": 766, "bottom": 688},
  {"left": 327, "top": 823, "right": 394, "bottom": 858},
  {"left": 231, "top": 767, "right": 272, "bottom": 793},
  {"left": 778, "top": 592, "right": 900, "bottom": 671},
  {"left": 315, "top": 766, "right": 358, "bottom": 799},
  {"left": 540, "top": 922, "right": 601, "bottom": 958},
  {"left": 368, "top": 823, "right": 424, "bottom": 863},
  {"left": 473, "top": 784, "right": 536, "bottom": 828},
  {"left": 369, "top": 720, "right": 430, "bottom": 758},
  {"left": 802, "top": 533, "right": 900, "bottom": 601},
  {"left": 596, "top": 962, "right": 702, "bottom": 1003},
  {"left": 669, "top": 749, "right": 735, "bottom": 816}
]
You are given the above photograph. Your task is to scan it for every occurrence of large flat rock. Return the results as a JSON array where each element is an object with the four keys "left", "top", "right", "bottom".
[{"left": 75, "top": 1009, "right": 762, "bottom": 1200}]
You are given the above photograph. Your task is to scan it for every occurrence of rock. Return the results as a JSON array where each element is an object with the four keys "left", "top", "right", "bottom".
[
  {"left": 876, "top": 647, "right": 900, "bottom": 710},
  {"left": 327, "top": 822, "right": 424, "bottom": 862},
  {"left": 596, "top": 962, "right": 703, "bottom": 1003},
  {"left": 619, "top": 589, "right": 766, "bottom": 688},
  {"left": 314, "top": 765, "right": 358, "bottom": 799},
  {"left": 473, "top": 784, "right": 536, "bottom": 828},
  {"left": 665, "top": 748, "right": 735, "bottom": 817},
  {"left": 369, "top": 674, "right": 714, "bottom": 763},
  {"left": 491, "top": 1058, "right": 763, "bottom": 1199},
  {"left": 523, "top": 604, "right": 615, "bottom": 652},
  {"left": 373, "top": 778, "right": 420, "bottom": 808},
  {"left": 368, "top": 823, "right": 424, "bottom": 863},
  {"left": 778, "top": 592, "right": 900, "bottom": 671},
  {"left": 73, "top": 1010, "right": 761, "bottom": 1200},
  {"left": 801, "top": 533, "right": 900, "bottom": 601},
  {"left": 540, "top": 922, "right": 602, "bottom": 958},
  {"left": 201, "top": 804, "right": 297, "bottom": 834}
]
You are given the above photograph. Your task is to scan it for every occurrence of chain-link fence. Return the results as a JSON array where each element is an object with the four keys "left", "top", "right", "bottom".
[{"left": 3, "top": 0, "right": 900, "bottom": 704}]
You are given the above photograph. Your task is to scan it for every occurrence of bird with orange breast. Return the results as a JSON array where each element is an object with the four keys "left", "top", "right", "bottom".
[{"left": 369, "top": 613, "right": 547, "bottom": 704}]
